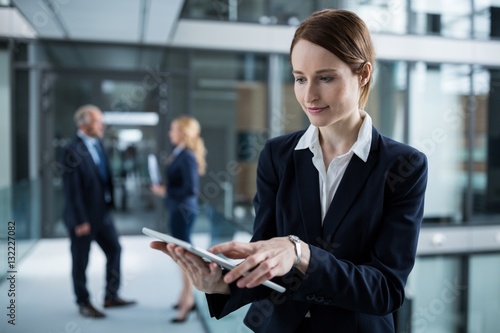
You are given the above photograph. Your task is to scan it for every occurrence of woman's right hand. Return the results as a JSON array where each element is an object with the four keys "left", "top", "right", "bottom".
[
  {"left": 150, "top": 241, "right": 230, "bottom": 295},
  {"left": 150, "top": 184, "right": 166, "bottom": 197}
]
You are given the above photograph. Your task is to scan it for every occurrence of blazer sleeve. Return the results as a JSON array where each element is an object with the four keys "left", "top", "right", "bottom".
[{"left": 61, "top": 143, "right": 90, "bottom": 228}]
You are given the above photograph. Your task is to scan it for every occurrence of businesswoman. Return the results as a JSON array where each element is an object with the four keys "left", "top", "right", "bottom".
[
  {"left": 151, "top": 9, "right": 428, "bottom": 332},
  {"left": 151, "top": 115, "right": 206, "bottom": 323}
]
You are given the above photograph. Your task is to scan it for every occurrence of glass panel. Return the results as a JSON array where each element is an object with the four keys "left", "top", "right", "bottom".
[
  {"left": 472, "top": 66, "right": 500, "bottom": 219},
  {"left": 49, "top": 75, "right": 163, "bottom": 237},
  {"left": 411, "top": 0, "right": 472, "bottom": 38},
  {"left": 366, "top": 61, "right": 406, "bottom": 141},
  {"left": 189, "top": 51, "right": 268, "bottom": 218},
  {"left": 474, "top": 0, "right": 500, "bottom": 39},
  {"left": 267, "top": 0, "right": 312, "bottom": 25},
  {"left": 181, "top": 0, "right": 311, "bottom": 24},
  {"left": 408, "top": 63, "right": 469, "bottom": 223},
  {"left": 0, "top": 181, "right": 39, "bottom": 279},
  {"left": 281, "top": 56, "right": 309, "bottom": 135},
  {"left": 342, "top": 0, "right": 408, "bottom": 34},
  {"left": 407, "top": 256, "right": 465, "bottom": 332},
  {"left": 36, "top": 42, "right": 164, "bottom": 71},
  {"left": 468, "top": 253, "right": 500, "bottom": 332}
]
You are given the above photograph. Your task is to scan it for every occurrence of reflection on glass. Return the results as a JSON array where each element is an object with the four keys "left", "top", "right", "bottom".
[{"left": 409, "top": 63, "right": 468, "bottom": 223}]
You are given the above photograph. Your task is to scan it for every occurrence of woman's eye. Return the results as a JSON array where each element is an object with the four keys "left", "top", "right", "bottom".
[
  {"left": 294, "top": 77, "right": 305, "bottom": 83},
  {"left": 320, "top": 77, "right": 333, "bottom": 83}
]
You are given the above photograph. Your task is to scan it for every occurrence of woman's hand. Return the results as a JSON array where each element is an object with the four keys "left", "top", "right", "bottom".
[
  {"left": 209, "top": 237, "right": 310, "bottom": 289},
  {"left": 150, "top": 184, "right": 166, "bottom": 197},
  {"left": 150, "top": 241, "right": 230, "bottom": 295}
]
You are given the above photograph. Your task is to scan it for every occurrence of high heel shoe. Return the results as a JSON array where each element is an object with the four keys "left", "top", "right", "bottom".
[
  {"left": 170, "top": 316, "right": 188, "bottom": 324},
  {"left": 170, "top": 304, "right": 196, "bottom": 324},
  {"left": 172, "top": 303, "right": 196, "bottom": 311},
  {"left": 170, "top": 304, "right": 197, "bottom": 323}
]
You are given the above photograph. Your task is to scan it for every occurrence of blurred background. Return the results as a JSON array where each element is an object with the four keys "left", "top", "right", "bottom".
[{"left": 1, "top": 0, "right": 500, "bottom": 332}]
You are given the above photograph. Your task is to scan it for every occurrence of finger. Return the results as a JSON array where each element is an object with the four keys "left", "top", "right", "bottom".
[
  {"left": 178, "top": 248, "right": 208, "bottom": 270},
  {"left": 239, "top": 258, "right": 279, "bottom": 288},
  {"left": 167, "top": 243, "right": 184, "bottom": 262},
  {"left": 224, "top": 252, "right": 268, "bottom": 284},
  {"left": 150, "top": 241, "right": 168, "bottom": 254},
  {"left": 209, "top": 241, "right": 253, "bottom": 257}
]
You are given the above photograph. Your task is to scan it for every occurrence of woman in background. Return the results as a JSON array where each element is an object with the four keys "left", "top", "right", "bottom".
[{"left": 151, "top": 115, "right": 206, "bottom": 323}]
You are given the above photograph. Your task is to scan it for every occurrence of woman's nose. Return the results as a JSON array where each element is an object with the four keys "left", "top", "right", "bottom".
[{"left": 304, "top": 83, "right": 318, "bottom": 103}]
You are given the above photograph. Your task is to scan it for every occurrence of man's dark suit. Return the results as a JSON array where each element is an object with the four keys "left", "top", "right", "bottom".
[
  {"left": 207, "top": 127, "right": 428, "bottom": 333},
  {"left": 61, "top": 136, "right": 122, "bottom": 305}
]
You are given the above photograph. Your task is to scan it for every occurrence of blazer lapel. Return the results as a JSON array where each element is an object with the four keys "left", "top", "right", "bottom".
[
  {"left": 321, "top": 128, "right": 380, "bottom": 240},
  {"left": 294, "top": 149, "right": 322, "bottom": 246}
]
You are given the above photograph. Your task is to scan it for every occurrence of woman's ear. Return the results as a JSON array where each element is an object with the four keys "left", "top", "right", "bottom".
[{"left": 359, "top": 62, "right": 372, "bottom": 87}]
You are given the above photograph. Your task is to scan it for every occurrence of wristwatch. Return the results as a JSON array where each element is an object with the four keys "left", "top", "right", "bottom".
[{"left": 288, "top": 235, "right": 301, "bottom": 267}]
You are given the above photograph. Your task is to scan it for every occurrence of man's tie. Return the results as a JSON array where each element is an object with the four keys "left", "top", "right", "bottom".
[{"left": 93, "top": 141, "right": 108, "bottom": 182}]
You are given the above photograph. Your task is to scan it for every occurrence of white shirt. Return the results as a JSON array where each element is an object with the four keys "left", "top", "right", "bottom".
[
  {"left": 77, "top": 130, "right": 102, "bottom": 166},
  {"left": 294, "top": 111, "right": 373, "bottom": 222}
]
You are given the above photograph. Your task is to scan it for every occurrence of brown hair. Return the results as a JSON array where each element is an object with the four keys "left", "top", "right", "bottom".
[
  {"left": 290, "top": 9, "right": 375, "bottom": 109},
  {"left": 173, "top": 116, "right": 207, "bottom": 175}
]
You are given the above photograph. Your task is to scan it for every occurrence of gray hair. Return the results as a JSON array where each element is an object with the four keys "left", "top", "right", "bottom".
[{"left": 74, "top": 104, "right": 101, "bottom": 127}]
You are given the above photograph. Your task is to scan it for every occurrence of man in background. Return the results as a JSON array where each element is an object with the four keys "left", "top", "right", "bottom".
[{"left": 61, "top": 104, "right": 136, "bottom": 318}]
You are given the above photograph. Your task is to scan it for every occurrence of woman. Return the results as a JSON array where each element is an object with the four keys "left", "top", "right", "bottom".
[
  {"left": 151, "top": 115, "right": 206, "bottom": 323},
  {"left": 151, "top": 9, "right": 427, "bottom": 332}
]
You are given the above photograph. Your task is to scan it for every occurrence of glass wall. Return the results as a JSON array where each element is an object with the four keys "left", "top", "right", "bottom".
[
  {"left": 406, "top": 252, "right": 500, "bottom": 333},
  {"left": 471, "top": 66, "right": 500, "bottom": 220},
  {"left": 468, "top": 253, "right": 500, "bottom": 332},
  {"left": 474, "top": 0, "right": 500, "bottom": 39},
  {"left": 410, "top": 0, "right": 472, "bottom": 38},
  {"left": 408, "top": 63, "right": 469, "bottom": 223},
  {"left": 181, "top": 0, "right": 500, "bottom": 40},
  {"left": 407, "top": 256, "right": 466, "bottom": 332}
]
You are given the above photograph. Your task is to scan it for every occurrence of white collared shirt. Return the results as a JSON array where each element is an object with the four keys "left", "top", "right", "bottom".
[{"left": 295, "top": 111, "right": 373, "bottom": 222}]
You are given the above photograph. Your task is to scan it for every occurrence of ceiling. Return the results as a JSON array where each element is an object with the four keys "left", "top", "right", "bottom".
[{"left": 11, "top": 0, "right": 185, "bottom": 45}]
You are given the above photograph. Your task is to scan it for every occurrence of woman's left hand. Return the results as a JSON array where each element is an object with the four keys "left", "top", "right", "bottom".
[{"left": 209, "top": 237, "right": 310, "bottom": 289}]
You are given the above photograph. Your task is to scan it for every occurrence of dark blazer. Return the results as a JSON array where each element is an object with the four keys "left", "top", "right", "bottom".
[
  {"left": 207, "top": 126, "right": 428, "bottom": 333},
  {"left": 165, "top": 148, "right": 199, "bottom": 216},
  {"left": 61, "top": 136, "right": 114, "bottom": 231}
]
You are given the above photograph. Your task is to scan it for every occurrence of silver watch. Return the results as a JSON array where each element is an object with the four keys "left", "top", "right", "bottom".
[{"left": 288, "top": 235, "right": 301, "bottom": 267}]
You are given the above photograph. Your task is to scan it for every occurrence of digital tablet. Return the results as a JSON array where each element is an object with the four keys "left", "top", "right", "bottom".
[{"left": 142, "top": 227, "right": 286, "bottom": 293}]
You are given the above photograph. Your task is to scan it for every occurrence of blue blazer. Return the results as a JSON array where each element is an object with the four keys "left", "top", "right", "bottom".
[
  {"left": 61, "top": 136, "right": 114, "bottom": 232},
  {"left": 207, "top": 127, "right": 428, "bottom": 333}
]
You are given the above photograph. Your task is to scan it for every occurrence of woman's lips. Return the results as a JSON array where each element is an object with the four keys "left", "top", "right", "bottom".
[{"left": 307, "top": 107, "right": 327, "bottom": 114}]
